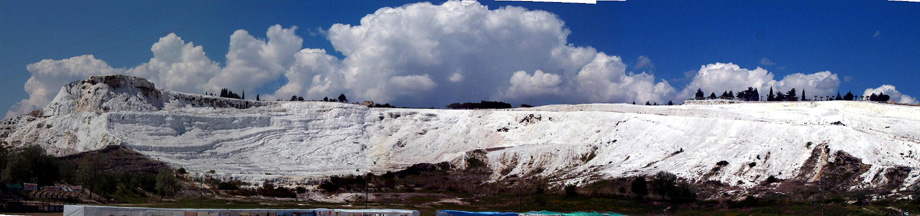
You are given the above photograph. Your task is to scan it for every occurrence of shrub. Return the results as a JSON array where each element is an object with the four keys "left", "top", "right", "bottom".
[
  {"left": 257, "top": 181, "right": 297, "bottom": 198},
  {"left": 155, "top": 167, "right": 179, "bottom": 199},
  {"left": 631, "top": 177, "right": 648, "bottom": 196},
  {"left": 319, "top": 180, "right": 341, "bottom": 193},
  {"left": 913, "top": 185, "right": 920, "bottom": 204},
  {"left": 716, "top": 161, "right": 729, "bottom": 166},
  {"left": 853, "top": 188, "right": 870, "bottom": 205},
  {"left": 651, "top": 172, "right": 677, "bottom": 195},
  {"left": 446, "top": 101, "right": 511, "bottom": 109},
  {"left": 217, "top": 182, "right": 239, "bottom": 190},
  {"left": 651, "top": 171, "right": 697, "bottom": 202},
  {"left": 466, "top": 157, "right": 487, "bottom": 169},
  {"left": 765, "top": 175, "right": 779, "bottom": 184},
  {"left": 564, "top": 184, "right": 578, "bottom": 197},
  {"left": 319, "top": 175, "right": 366, "bottom": 193}
]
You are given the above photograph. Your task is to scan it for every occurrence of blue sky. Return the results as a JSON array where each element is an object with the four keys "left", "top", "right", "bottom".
[{"left": 1, "top": 0, "right": 918, "bottom": 116}]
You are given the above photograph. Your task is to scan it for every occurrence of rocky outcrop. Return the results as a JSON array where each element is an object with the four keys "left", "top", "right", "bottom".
[{"left": 43, "top": 75, "right": 165, "bottom": 116}]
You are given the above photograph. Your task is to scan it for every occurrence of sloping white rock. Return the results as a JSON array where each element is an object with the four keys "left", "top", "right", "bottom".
[{"left": 3, "top": 75, "right": 919, "bottom": 191}]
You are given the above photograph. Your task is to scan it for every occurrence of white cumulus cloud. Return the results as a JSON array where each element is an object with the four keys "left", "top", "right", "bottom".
[
  {"left": 388, "top": 74, "right": 438, "bottom": 95},
  {"left": 7, "top": 55, "right": 126, "bottom": 118},
  {"left": 205, "top": 25, "right": 303, "bottom": 92},
  {"left": 320, "top": 0, "right": 600, "bottom": 106},
  {"left": 273, "top": 48, "right": 345, "bottom": 101},
  {"left": 8, "top": 1, "right": 680, "bottom": 115},
  {"left": 864, "top": 85, "right": 917, "bottom": 104},
  {"left": 676, "top": 63, "right": 840, "bottom": 101},
  {"left": 7, "top": 32, "right": 227, "bottom": 118},
  {"left": 772, "top": 71, "right": 840, "bottom": 100},
  {"left": 574, "top": 53, "right": 675, "bottom": 104},
  {"left": 500, "top": 70, "right": 563, "bottom": 100},
  {"left": 129, "top": 33, "right": 220, "bottom": 93},
  {"left": 15, "top": 0, "right": 903, "bottom": 117}
]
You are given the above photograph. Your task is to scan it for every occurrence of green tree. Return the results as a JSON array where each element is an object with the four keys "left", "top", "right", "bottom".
[
  {"left": 767, "top": 87, "right": 775, "bottom": 101},
  {"left": 694, "top": 88, "right": 705, "bottom": 100},
  {"left": 564, "top": 184, "right": 578, "bottom": 197},
  {"left": 338, "top": 94, "right": 348, "bottom": 103},
  {"left": 1, "top": 145, "right": 60, "bottom": 185},
  {"left": 631, "top": 177, "right": 648, "bottom": 196},
  {"left": 75, "top": 155, "right": 96, "bottom": 198},
  {"left": 650, "top": 171, "right": 696, "bottom": 202},
  {"left": 785, "top": 88, "right": 798, "bottom": 101},
  {"left": 844, "top": 91, "right": 855, "bottom": 100},
  {"left": 651, "top": 171, "right": 677, "bottom": 198},
  {"left": 155, "top": 167, "right": 180, "bottom": 200},
  {"left": 0, "top": 141, "right": 8, "bottom": 178},
  {"left": 58, "top": 160, "right": 77, "bottom": 184}
]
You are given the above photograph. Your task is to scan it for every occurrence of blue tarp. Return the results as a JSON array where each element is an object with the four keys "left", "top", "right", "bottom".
[
  {"left": 4, "top": 183, "right": 23, "bottom": 189},
  {"left": 437, "top": 210, "right": 519, "bottom": 216}
]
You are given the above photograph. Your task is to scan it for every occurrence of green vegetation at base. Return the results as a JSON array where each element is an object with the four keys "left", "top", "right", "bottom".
[
  {"left": 120, "top": 193, "right": 919, "bottom": 216},
  {"left": 0, "top": 144, "right": 179, "bottom": 204}
]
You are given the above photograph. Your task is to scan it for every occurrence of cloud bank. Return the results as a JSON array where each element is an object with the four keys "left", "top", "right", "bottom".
[
  {"left": 7, "top": 0, "right": 912, "bottom": 118},
  {"left": 675, "top": 63, "right": 841, "bottom": 101},
  {"left": 864, "top": 85, "right": 917, "bottom": 104}
]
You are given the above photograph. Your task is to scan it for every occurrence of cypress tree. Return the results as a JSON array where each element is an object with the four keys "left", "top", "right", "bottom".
[
  {"left": 767, "top": 87, "right": 775, "bottom": 101},
  {"left": 695, "top": 89, "right": 705, "bottom": 100},
  {"left": 786, "top": 88, "right": 797, "bottom": 101}
]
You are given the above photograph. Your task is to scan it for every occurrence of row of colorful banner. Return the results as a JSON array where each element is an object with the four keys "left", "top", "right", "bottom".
[{"left": 17, "top": 183, "right": 81, "bottom": 192}]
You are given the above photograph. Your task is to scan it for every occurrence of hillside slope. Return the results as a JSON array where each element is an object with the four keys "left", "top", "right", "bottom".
[{"left": 2, "top": 75, "right": 918, "bottom": 195}]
